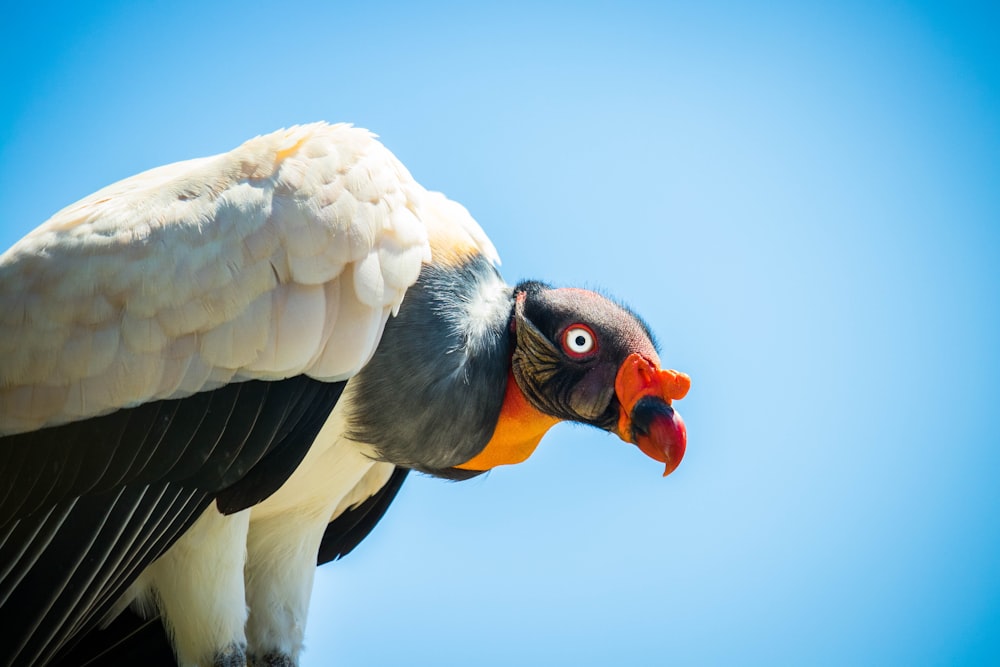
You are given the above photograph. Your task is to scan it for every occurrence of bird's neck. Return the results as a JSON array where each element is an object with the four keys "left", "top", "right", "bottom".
[
  {"left": 454, "top": 370, "right": 560, "bottom": 471},
  {"left": 346, "top": 256, "right": 514, "bottom": 477}
]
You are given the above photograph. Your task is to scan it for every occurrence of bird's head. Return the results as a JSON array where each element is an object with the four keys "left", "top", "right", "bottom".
[{"left": 456, "top": 281, "right": 690, "bottom": 477}]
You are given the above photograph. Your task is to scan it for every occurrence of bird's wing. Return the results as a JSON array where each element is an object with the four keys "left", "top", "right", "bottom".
[
  {"left": 43, "top": 465, "right": 411, "bottom": 667},
  {"left": 0, "top": 122, "right": 492, "bottom": 667},
  {"left": 317, "top": 465, "right": 410, "bottom": 564},
  {"left": 2, "top": 376, "right": 345, "bottom": 667},
  {"left": 0, "top": 122, "right": 433, "bottom": 437}
]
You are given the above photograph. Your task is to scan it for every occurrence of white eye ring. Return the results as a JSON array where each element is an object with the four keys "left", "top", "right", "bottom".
[{"left": 563, "top": 325, "right": 597, "bottom": 358}]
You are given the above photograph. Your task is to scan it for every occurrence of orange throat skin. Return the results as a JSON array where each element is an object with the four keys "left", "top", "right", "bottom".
[{"left": 456, "top": 372, "right": 560, "bottom": 471}]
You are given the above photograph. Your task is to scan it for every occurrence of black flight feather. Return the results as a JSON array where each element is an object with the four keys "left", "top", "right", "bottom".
[
  {"left": 46, "top": 465, "right": 411, "bottom": 667},
  {"left": 316, "top": 465, "right": 410, "bottom": 564},
  {"left": 0, "top": 375, "right": 344, "bottom": 667}
]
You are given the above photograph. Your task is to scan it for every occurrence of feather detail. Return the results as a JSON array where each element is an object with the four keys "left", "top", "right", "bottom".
[{"left": 0, "top": 123, "right": 497, "bottom": 435}]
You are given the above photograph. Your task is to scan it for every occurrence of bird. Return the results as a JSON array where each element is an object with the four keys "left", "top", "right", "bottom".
[{"left": 0, "top": 122, "right": 690, "bottom": 667}]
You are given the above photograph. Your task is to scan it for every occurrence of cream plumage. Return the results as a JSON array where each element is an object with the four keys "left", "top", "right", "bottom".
[{"left": 1, "top": 123, "right": 494, "bottom": 435}]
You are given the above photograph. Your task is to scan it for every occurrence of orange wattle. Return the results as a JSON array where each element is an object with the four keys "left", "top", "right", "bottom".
[{"left": 456, "top": 371, "right": 560, "bottom": 471}]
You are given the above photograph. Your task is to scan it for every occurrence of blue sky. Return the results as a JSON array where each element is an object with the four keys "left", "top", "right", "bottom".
[{"left": 2, "top": 1, "right": 999, "bottom": 665}]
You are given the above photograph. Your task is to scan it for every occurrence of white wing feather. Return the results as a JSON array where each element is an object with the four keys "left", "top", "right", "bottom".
[{"left": 0, "top": 122, "right": 494, "bottom": 435}]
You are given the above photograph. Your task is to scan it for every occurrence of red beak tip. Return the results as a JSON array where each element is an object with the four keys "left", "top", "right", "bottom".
[{"left": 633, "top": 409, "right": 686, "bottom": 477}]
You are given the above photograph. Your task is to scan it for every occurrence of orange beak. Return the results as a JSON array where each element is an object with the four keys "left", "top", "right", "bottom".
[{"left": 614, "top": 353, "right": 691, "bottom": 477}]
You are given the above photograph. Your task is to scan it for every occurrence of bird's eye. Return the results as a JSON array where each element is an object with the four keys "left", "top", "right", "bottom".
[{"left": 562, "top": 325, "right": 597, "bottom": 358}]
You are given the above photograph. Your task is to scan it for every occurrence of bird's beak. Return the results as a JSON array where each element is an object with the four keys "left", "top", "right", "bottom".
[{"left": 614, "top": 353, "right": 690, "bottom": 477}]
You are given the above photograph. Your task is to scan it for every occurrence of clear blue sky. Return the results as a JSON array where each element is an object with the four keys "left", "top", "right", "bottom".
[{"left": 2, "top": 2, "right": 998, "bottom": 665}]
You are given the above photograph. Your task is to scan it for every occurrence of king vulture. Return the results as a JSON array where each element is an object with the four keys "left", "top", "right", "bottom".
[{"left": 0, "top": 123, "right": 690, "bottom": 667}]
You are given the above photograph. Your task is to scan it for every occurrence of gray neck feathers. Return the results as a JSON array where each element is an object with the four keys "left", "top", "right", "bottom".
[{"left": 346, "top": 256, "right": 513, "bottom": 475}]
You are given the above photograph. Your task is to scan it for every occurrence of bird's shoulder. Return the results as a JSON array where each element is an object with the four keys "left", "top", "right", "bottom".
[{"left": 0, "top": 122, "right": 495, "bottom": 435}]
